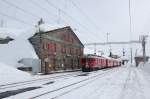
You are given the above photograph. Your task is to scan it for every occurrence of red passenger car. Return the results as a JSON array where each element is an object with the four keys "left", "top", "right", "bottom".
[{"left": 81, "top": 54, "right": 121, "bottom": 72}]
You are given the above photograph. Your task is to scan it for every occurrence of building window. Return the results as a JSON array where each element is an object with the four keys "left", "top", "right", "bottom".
[
  {"left": 67, "top": 33, "right": 69, "bottom": 41},
  {"left": 69, "top": 48, "right": 71, "bottom": 54},
  {"left": 76, "top": 49, "right": 78, "bottom": 54},
  {"left": 48, "top": 43, "right": 56, "bottom": 53},
  {"left": 61, "top": 34, "right": 66, "bottom": 41},
  {"left": 71, "top": 38, "right": 74, "bottom": 43},
  {"left": 66, "top": 47, "right": 70, "bottom": 54},
  {"left": 54, "top": 43, "right": 56, "bottom": 52},
  {"left": 80, "top": 49, "right": 83, "bottom": 56},
  {"left": 71, "top": 48, "right": 74, "bottom": 54},
  {"left": 48, "top": 43, "right": 51, "bottom": 50},
  {"left": 61, "top": 45, "right": 66, "bottom": 53},
  {"left": 78, "top": 49, "right": 80, "bottom": 55}
]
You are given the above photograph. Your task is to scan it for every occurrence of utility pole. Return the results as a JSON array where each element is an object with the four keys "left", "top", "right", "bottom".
[
  {"left": 135, "top": 49, "right": 137, "bottom": 57},
  {"left": 109, "top": 48, "right": 112, "bottom": 57},
  {"left": 130, "top": 48, "right": 132, "bottom": 65},
  {"left": 123, "top": 48, "right": 125, "bottom": 56},
  {"left": 94, "top": 43, "right": 96, "bottom": 55},
  {"left": 107, "top": 33, "right": 112, "bottom": 57},
  {"left": 128, "top": 0, "right": 133, "bottom": 66},
  {"left": 57, "top": 9, "right": 61, "bottom": 24},
  {"left": 141, "top": 35, "right": 148, "bottom": 64},
  {"left": 122, "top": 48, "right": 125, "bottom": 65},
  {"left": 0, "top": 20, "right": 4, "bottom": 27},
  {"left": 106, "top": 33, "right": 110, "bottom": 43}
]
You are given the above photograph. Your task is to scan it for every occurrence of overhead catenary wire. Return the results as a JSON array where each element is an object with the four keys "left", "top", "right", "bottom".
[
  {"left": 0, "top": 12, "right": 33, "bottom": 26},
  {"left": 128, "top": 0, "right": 132, "bottom": 41},
  {"left": 128, "top": 0, "right": 133, "bottom": 64},
  {"left": 69, "top": 0, "right": 106, "bottom": 43},
  {"left": 1, "top": 0, "right": 103, "bottom": 43},
  {"left": 45, "top": 0, "right": 91, "bottom": 30},
  {"left": 69, "top": 0, "right": 106, "bottom": 35},
  {"left": 1, "top": 0, "right": 40, "bottom": 19},
  {"left": 30, "top": 0, "right": 69, "bottom": 25},
  {"left": 1, "top": 0, "right": 68, "bottom": 26},
  {"left": 29, "top": 0, "right": 86, "bottom": 41},
  {"left": 45, "top": 0, "right": 98, "bottom": 41},
  {"left": 69, "top": 0, "right": 138, "bottom": 57},
  {"left": 1, "top": 0, "right": 99, "bottom": 41}
]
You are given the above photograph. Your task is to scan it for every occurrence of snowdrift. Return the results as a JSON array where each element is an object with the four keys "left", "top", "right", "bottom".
[
  {"left": 139, "top": 63, "right": 150, "bottom": 75},
  {"left": 0, "top": 39, "right": 38, "bottom": 66},
  {"left": 0, "top": 24, "right": 68, "bottom": 67},
  {"left": 0, "top": 27, "right": 38, "bottom": 67},
  {"left": 0, "top": 62, "right": 31, "bottom": 85}
]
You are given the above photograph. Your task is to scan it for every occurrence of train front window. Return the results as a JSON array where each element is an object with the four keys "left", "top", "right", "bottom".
[{"left": 81, "top": 58, "right": 86, "bottom": 63}]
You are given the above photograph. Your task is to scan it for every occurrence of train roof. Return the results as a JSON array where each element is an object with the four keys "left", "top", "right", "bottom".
[
  {"left": 83, "top": 54, "right": 121, "bottom": 61},
  {"left": 100, "top": 55, "right": 121, "bottom": 61},
  {"left": 83, "top": 54, "right": 103, "bottom": 58}
]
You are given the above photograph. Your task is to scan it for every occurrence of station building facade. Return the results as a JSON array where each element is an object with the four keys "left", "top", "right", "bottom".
[{"left": 29, "top": 26, "right": 84, "bottom": 73}]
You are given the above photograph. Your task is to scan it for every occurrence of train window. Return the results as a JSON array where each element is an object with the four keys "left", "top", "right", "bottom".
[
  {"left": 81, "top": 58, "right": 86, "bottom": 62},
  {"left": 89, "top": 58, "right": 92, "bottom": 62}
]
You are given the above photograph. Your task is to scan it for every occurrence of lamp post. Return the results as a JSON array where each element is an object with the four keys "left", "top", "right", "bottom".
[
  {"left": 107, "top": 33, "right": 112, "bottom": 57},
  {"left": 106, "top": 33, "right": 110, "bottom": 43},
  {"left": 140, "top": 35, "right": 148, "bottom": 64},
  {"left": 98, "top": 50, "right": 104, "bottom": 56}
]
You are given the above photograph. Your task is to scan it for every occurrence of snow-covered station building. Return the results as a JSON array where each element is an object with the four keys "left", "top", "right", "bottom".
[{"left": 29, "top": 26, "right": 84, "bottom": 73}]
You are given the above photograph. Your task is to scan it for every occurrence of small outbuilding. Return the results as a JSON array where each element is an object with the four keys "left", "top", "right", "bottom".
[
  {"left": 134, "top": 56, "right": 149, "bottom": 66},
  {"left": 0, "top": 36, "right": 13, "bottom": 44}
]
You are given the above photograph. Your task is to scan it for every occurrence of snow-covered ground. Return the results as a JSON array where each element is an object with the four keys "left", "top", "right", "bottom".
[
  {"left": 0, "top": 65, "right": 150, "bottom": 99},
  {"left": 0, "top": 62, "right": 31, "bottom": 85},
  {"left": 1, "top": 25, "right": 150, "bottom": 99}
]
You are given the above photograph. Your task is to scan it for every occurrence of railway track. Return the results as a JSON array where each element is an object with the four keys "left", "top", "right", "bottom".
[
  {"left": 120, "top": 67, "right": 147, "bottom": 99},
  {"left": 29, "top": 68, "right": 116, "bottom": 99},
  {"left": 132, "top": 68, "right": 146, "bottom": 99},
  {"left": 0, "top": 71, "right": 84, "bottom": 90},
  {"left": 117, "top": 67, "right": 131, "bottom": 99}
]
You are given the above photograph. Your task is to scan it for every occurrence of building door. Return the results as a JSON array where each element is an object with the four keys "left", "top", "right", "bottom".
[
  {"left": 45, "top": 62, "right": 48, "bottom": 74},
  {"left": 44, "top": 58, "right": 49, "bottom": 74}
]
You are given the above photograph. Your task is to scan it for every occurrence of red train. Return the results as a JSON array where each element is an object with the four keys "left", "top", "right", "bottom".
[{"left": 81, "top": 54, "right": 121, "bottom": 72}]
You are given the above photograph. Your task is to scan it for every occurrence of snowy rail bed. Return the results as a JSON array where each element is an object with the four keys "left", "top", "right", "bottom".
[
  {"left": 2, "top": 68, "right": 115, "bottom": 99},
  {"left": 0, "top": 71, "right": 83, "bottom": 90},
  {"left": 2, "top": 66, "right": 150, "bottom": 99}
]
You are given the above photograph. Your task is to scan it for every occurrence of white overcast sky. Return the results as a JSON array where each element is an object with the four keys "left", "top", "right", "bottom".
[{"left": 0, "top": 0, "right": 150, "bottom": 59}]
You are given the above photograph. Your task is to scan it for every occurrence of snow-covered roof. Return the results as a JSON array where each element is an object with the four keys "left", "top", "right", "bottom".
[
  {"left": 84, "top": 48, "right": 94, "bottom": 55},
  {"left": 0, "top": 27, "right": 23, "bottom": 39},
  {"left": 39, "top": 23, "right": 67, "bottom": 32},
  {"left": 101, "top": 55, "right": 111, "bottom": 59},
  {"left": 0, "top": 24, "right": 67, "bottom": 39},
  {"left": 119, "top": 56, "right": 129, "bottom": 60}
]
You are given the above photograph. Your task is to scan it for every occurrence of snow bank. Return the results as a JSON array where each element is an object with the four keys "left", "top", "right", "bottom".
[
  {"left": 0, "top": 27, "right": 38, "bottom": 67},
  {"left": 0, "top": 62, "right": 31, "bottom": 85},
  {"left": 139, "top": 62, "right": 150, "bottom": 75},
  {"left": 0, "top": 24, "right": 67, "bottom": 67},
  {"left": 0, "top": 39, "right": 38, "bottom": 66}
]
